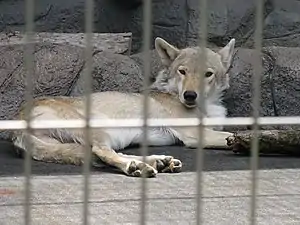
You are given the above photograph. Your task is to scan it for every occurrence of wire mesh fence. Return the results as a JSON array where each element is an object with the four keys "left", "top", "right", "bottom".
[{"left": 1, "top": 0, "right": 299, "bottom": 224}]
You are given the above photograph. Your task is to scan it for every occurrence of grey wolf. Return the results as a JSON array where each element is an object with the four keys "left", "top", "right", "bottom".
[{"left": 12, "top": 37, "right": 235, "bottom": 178}]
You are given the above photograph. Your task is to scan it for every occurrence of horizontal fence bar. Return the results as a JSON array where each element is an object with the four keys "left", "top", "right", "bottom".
[{"left": 1, "top": 116, "right": 300, "bottom": 130}]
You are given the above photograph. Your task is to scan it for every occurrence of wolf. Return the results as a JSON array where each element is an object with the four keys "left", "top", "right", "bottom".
[{"left": 12, "top": 37, "right": 235, "bottom": 178}]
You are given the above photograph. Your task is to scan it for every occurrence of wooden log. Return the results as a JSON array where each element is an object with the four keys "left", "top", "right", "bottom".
[
  {"left": 0, "top": 31, "right": 132, "bottom": 55},
  {"left": 226, "top": 130, "right": 300, "bottom": 156}
]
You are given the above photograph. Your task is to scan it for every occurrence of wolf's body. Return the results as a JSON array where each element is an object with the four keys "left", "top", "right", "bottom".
[{"left": 12, "top": 37, "right": 236, "bottom": 177}]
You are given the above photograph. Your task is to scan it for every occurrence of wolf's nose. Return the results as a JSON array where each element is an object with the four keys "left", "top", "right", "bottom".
[{"left": 183, "top": 91, "right": 197, "bottom": 102}]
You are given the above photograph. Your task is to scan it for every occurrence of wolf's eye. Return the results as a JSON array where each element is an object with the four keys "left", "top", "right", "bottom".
[
  {"left": 178, "top": 69, "right": 186, "bottom": 75},
  {"left": 205, "top": 71, "right": 213, "bottom": 78}
]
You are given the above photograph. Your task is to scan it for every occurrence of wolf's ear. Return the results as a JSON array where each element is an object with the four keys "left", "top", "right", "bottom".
[
  {"left": 218, "top": 38, "right": 236, "bottom": 71},
  {"left": 155, "top": 37, "right": 180, "bottom": 66}
]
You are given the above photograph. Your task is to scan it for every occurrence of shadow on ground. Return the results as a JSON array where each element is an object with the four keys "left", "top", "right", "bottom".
[{"left": 1, "top": 141, "right": 300, "bottom": 177}]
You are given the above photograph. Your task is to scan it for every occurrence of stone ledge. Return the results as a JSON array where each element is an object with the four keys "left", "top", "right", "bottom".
[{"left": 0, "top": 31, "right": 132, "bottom": 55}]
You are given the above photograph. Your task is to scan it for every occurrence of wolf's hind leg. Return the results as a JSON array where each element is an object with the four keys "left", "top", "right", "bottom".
[{"left": 12, "top": 132, "right": 86, "bottom": 165}]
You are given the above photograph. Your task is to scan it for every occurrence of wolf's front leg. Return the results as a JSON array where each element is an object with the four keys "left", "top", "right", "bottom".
[
  {"left": 92, "top": 146, "right": 159, "bottom": 177},
  {"left": 118, "top": 153, "right": 182, "bottom": 173},
  {"left": 90, "top": 130, "right": 159, "bottom": 177},
  {"left": 202, "top": 129, "right": 233, "bottom": 149},
  {"left": 174, "top": 127, "right": 233, "bottom": 149}
]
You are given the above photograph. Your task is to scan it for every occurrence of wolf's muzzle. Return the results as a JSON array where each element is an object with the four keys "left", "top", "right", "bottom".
[{"left": 183, "top": 91, "right": 197, "bottom": 106}]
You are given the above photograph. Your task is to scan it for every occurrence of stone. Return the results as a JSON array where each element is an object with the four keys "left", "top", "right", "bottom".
[
  {"left": 260, "top": 46, "right": 300, "bottom": 131},
  {"left": 94, "top": 0, "right": 188, "bottom": 53},
  {"left": 70, "top": 51, "right": 143, "bottom": 96},
  {"left": 0, "top": 32, "right": 132, "bottom": 55},
  {"left": 95, "top": 0, "right": 265, "bottom": 53},
  {"left": 0, "top": 0, "right": 86, "bottom": 33},
  {"left": 185, "top": 0, "right": 269, "bottom": 47},
  {"left": 130, "top": 49, "right": 163, "bottom": 81},
  {"left": 222, "top": 48, "right": 275, "bottom": 122},
  {"left": 0, "top": 42, "right": 85, "bottom": 140},
  {"left": 245, "top": 0, "right": 300, "bottom": 48},
  {"left": 1, "top": 0, "right": 300, "bottom": 54}
]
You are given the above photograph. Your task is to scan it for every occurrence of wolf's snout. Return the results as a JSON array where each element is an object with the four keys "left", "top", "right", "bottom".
[{"left": 183, "top": 91, "right": 197, "bottom": 104}]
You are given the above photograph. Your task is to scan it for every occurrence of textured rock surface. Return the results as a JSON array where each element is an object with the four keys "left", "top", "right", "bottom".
[
  {"left": 94, "top": 0, "right": 265, "bottom": 53},
  {"left": 1, "top": 0, "right": 300, "bottom": 54},
  {"left": 245, "top": 0, "right": 300, "bottom": 48},
  {"left": 70, "top": 51, "right": 143, "bottom": 96},
  {"left": 0, "top": 43, "right": 84, "bottom": 120},
  {"left": 1, "top": 40, "right": 300, "bottom": 140},
  {"left": 0, "top": 0, "right": 86, "bottom": 33},
  {"left": 0, "top": 32, "right": 132, "bottom": 55},
  {"left": 222, "top": 48, "right": 275, "bottom": 118},
  {"left": 261, "top": 46, "right": 300, "bottom": 131},
  {"left": 0, "top": 42, "right": 85, "bottom": 139},
  {"left": 0, "top": 42, "right": 140, "bottom": 140}
]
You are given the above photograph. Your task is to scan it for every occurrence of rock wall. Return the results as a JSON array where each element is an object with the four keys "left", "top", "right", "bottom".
[
  {"left": 1, "top": 0, "right": 300, "bottom": 53},
  {"left": 1, "top": 41, "right": 300, "bottom": 137},
  {"left": 0, "top": 0, "right": 300, "bottom": 140}
]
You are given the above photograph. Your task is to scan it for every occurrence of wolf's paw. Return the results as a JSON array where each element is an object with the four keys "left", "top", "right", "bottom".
[
  {"left": 147, "top": 155, "right": 182, "bottom": 173},
  {"left": 154, "top": 156, "right": 182, "bottom": 173},
  {"left": 226, "top": 135, "right": 235, "bottom": 147},
  {"left": 125, "top": 160, "right": 158, "bottom": 178}
]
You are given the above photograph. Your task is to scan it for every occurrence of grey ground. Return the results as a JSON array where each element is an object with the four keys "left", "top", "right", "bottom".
[{"left": 1, "top": 141, "right": 300, "bottom": 224}]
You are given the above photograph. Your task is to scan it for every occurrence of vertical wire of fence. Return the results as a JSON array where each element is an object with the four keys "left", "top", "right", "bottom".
[
  {"left": 23, "top": 0, "right": 35, "bottom": 224},
  {"left": 82, "top": 0, "right": 94, "bottom": 224},
  {"left": 196, "top": 0, "right": 208, "bottom": 224},
  {"left": 250, "top": 0, "right": 264, "bottom": 224},
  {"left": 140, "top": 0, "right": 152, "bottom": 224}
]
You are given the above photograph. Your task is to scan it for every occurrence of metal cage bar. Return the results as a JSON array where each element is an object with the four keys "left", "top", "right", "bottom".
[
  {"left": 11, "top": 0, "right": 300, "bottom": 224},
  {"left": 250, "top": 1, "right": 264, "bottom": 224},
  {"left": 196, "top": 0, "right": 208, "bottom": 224},
  {"left": 23, "top": 0, "right": 35, "bottom": 224},
  {"left": 82, "top": 0, "right": 94, "bottom": 224},
  {"left": 140, "top": 0, "right": 152, "bottom": 224}
]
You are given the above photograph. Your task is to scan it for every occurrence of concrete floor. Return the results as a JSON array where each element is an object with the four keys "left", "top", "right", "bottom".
[{"left": 1, "top": 141, "right": 300, "bottom": 224}]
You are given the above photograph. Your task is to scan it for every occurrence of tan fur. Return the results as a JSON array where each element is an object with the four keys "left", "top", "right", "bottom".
[{"left": 12, "top": 37, "right": 236, "bottom": 178}]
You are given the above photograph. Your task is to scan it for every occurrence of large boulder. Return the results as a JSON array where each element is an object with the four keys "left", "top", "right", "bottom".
[
  {"left": 0, "top": 42, "right": 84, "bottom": 121},
  {"left": 0, "top": 42, "right": 85, "bottom": 139},
  {"left": 245, "top": 0, "right": 300, "bottom": 48},
  {"left": 3, "top": 0, "right": 300, "bottom": 54},
  {"left": 1, "top": 40, "right": 300, "bottom": 141},
  {"left": 0, "top": 0, "right": 86, "bottom": 33},
  {"left": 0, "top": 41, "right": 142, "bottom": 140},
  {"left": 70, "top": 51, "right": 143, "bottom": 96},
  {"left": 0, "top": 31, "right": 133, "bottom": 120},
  {"left": 95, "top": 0, "right": 266, "bottom": 53},
  {"left": 263, "top": 47, "right": 300, "bottom": 117},
  {"left": 222, "top": 48, "right": 275, "bottom": 119},
  {"left": 225, "top": 46, "right": 300, "bottom": 131}
]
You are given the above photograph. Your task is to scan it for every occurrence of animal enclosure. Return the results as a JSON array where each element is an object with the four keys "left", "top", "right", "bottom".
[{"left": 1, "top": 0, "right": 300, "bottom": 224}]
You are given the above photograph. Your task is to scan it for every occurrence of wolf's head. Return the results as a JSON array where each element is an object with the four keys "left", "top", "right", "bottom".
[{"left": 151, "top": 37, "right": 235, "bottom": 108}]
